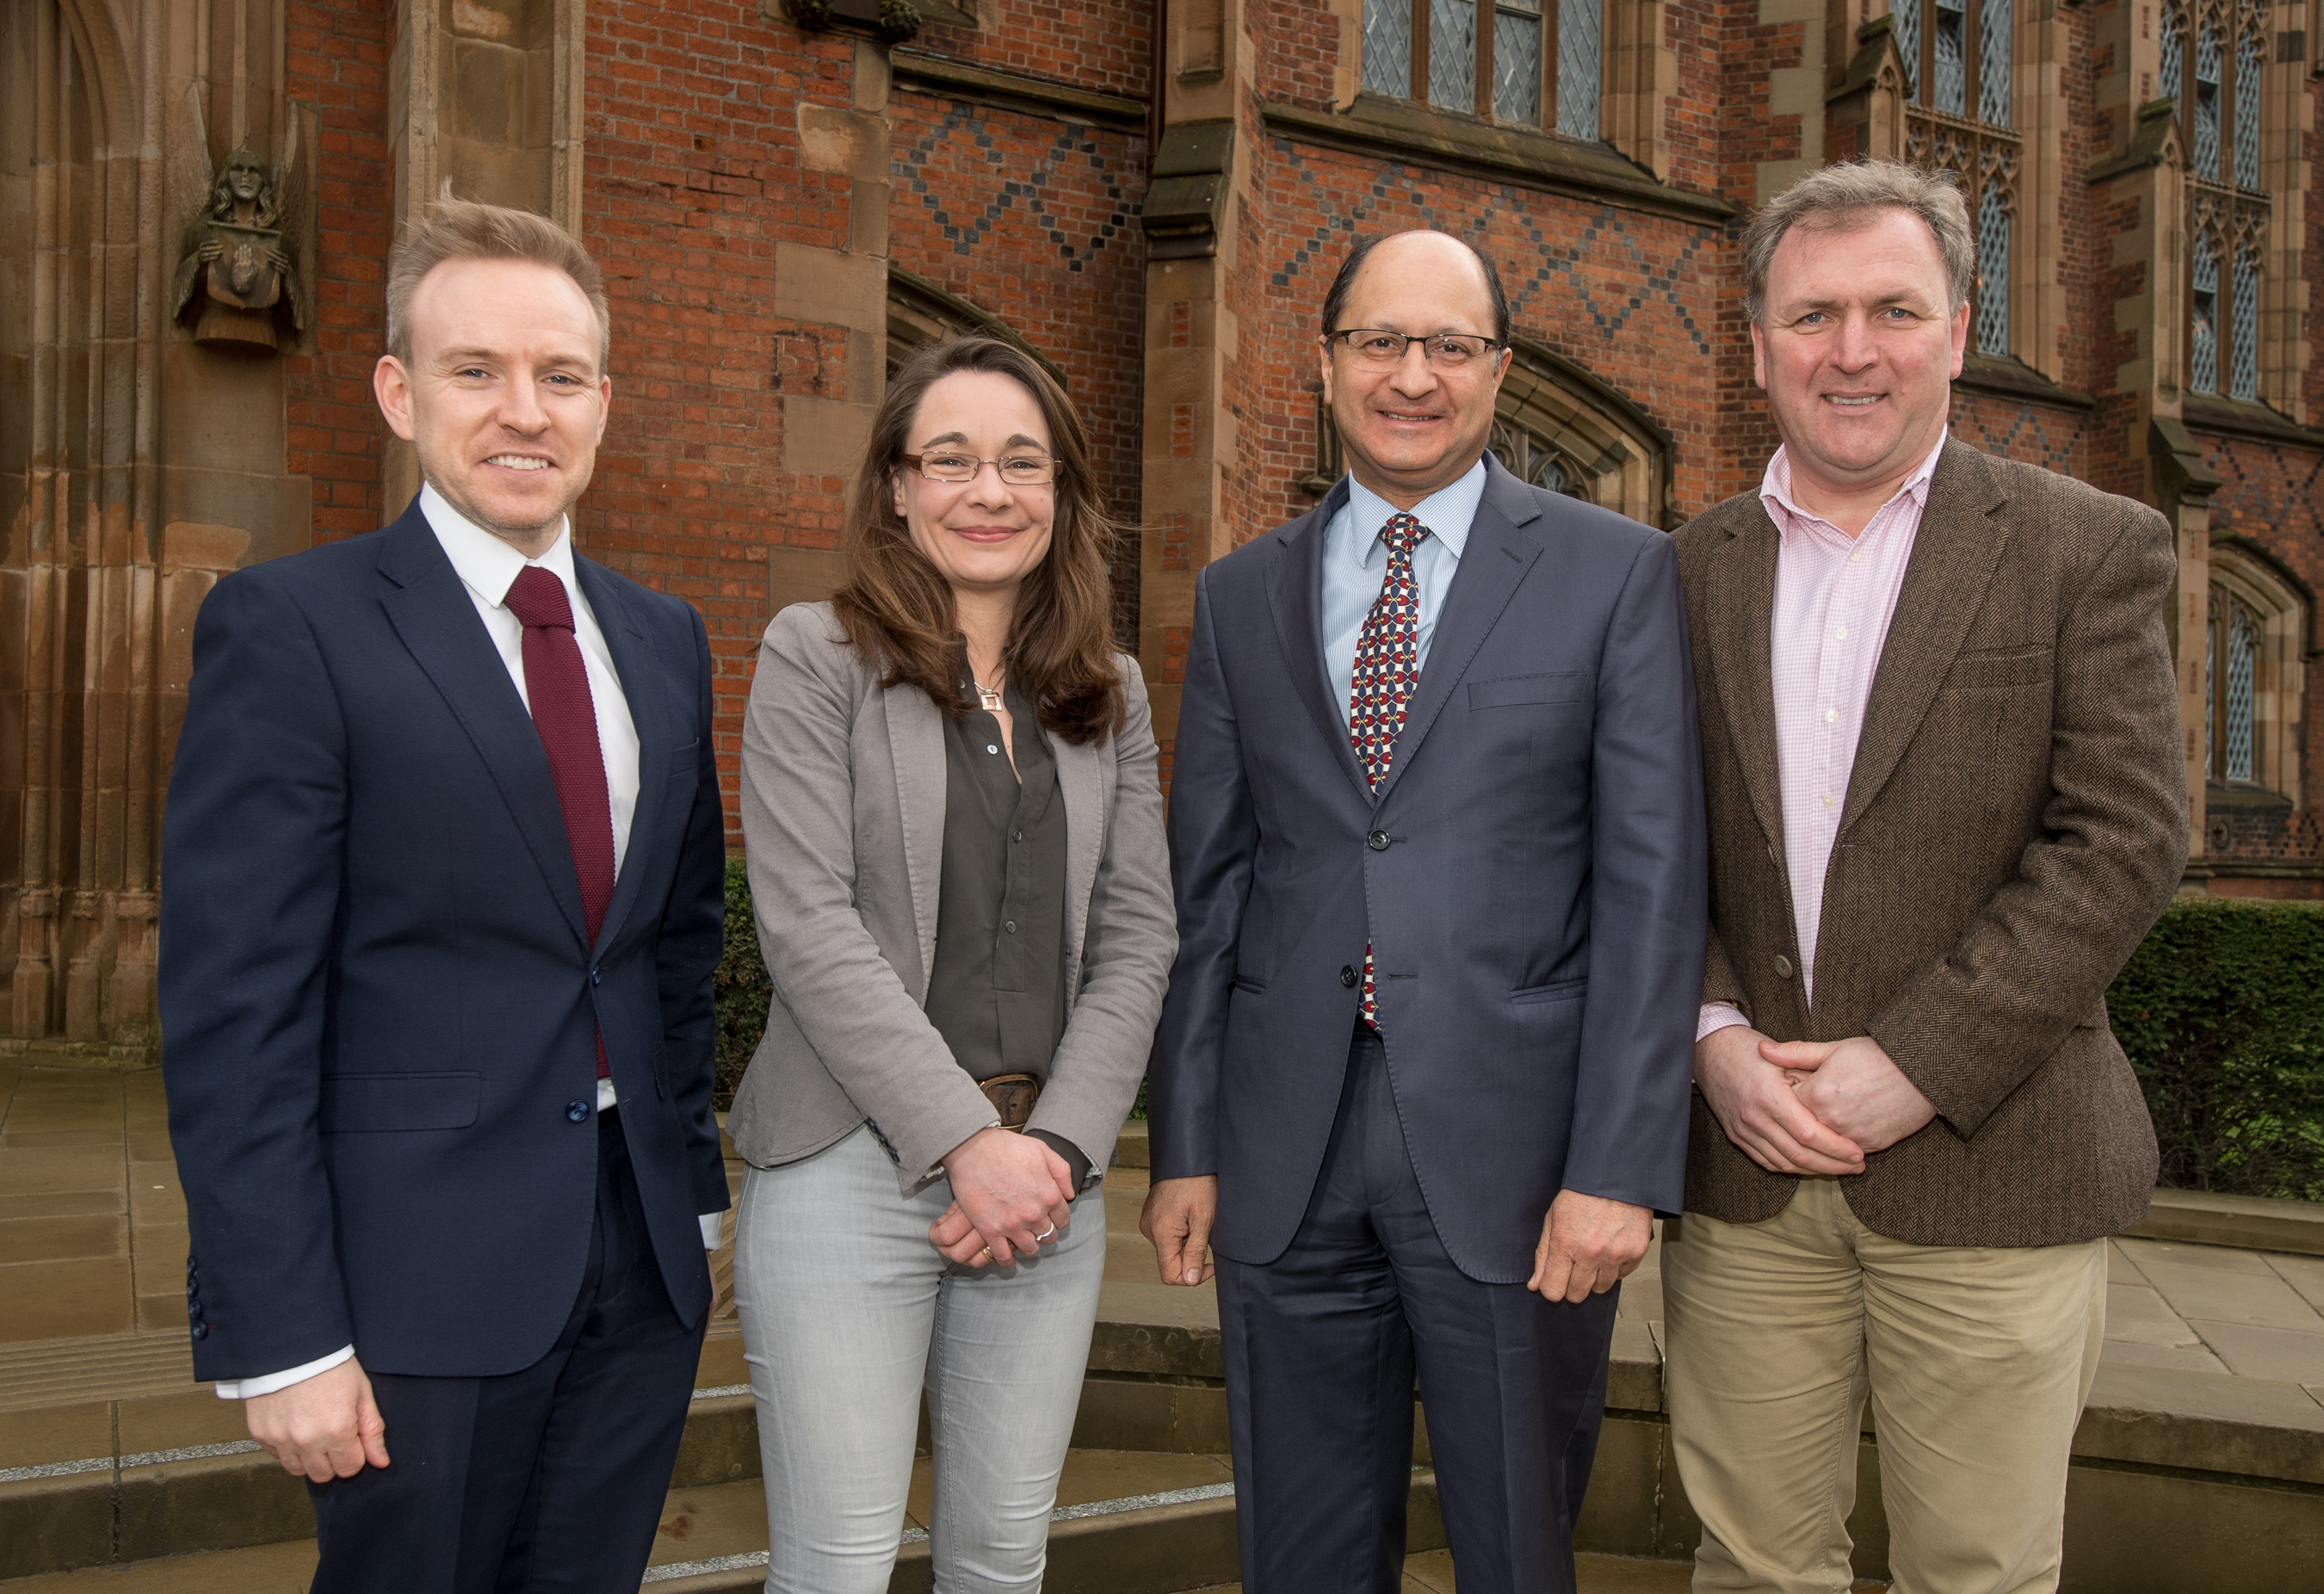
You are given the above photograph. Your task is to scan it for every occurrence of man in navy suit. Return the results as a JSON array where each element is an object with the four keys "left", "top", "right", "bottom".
[
  {"left": 1141, "top": 230, "right": 1706, "bottom": 1592},
  {"left": 160, "top": 199, "right": 729, "bottom": 1593}
]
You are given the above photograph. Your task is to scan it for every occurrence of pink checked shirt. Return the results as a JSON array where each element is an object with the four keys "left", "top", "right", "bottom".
[{"left": 1697, "top": 431, "right": 1948, "bottom": 1041}]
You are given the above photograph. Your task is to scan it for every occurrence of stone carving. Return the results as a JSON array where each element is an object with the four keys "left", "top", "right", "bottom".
[{"left": 173, "top": 100, "right": 312, "bottom": 351}]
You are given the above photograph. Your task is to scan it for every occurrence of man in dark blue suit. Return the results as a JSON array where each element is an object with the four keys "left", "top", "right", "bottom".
[
  {"left": 1141, "top": 230, "right": 1707, "bottom": 1592},
  {"left": 160, "top": 199, "right": 729, "bottom": 1593}
]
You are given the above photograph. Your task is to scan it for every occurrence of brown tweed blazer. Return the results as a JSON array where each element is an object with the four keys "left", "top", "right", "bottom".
[{"left": 1673, "top": 440, "right": 2185, "bottom": 1248}]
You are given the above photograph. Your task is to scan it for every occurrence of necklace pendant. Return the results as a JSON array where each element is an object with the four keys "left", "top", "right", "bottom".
[{"left": 977, "top": 685, "right": 1003, "bottom": 713}]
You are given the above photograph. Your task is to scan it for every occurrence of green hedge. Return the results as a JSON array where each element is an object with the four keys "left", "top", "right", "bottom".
[
  {"left": 714, "top": 859, "right": 770, "bottom": 1109},
  {"left": 716, "top": 865, "right": 2322, "bottom": 1200},
  {"left": 2108, "top": 899, "right": 2324, "bottom": 1203}
]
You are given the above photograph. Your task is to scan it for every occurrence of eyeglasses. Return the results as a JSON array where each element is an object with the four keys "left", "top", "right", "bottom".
[
  {"left": 1328, "top": 329, "right": 1504, "bottom": 368},
  {"left": 900, "top": 451, "right": 1060, "bottom": 485}
]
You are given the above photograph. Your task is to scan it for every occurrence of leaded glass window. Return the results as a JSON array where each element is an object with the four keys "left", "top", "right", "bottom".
[
  {"left": 1363, "top": 0, "right": 1413, "bottom": 96},
  {"left": 1494, "top": 2, "right": 1543, "bottom": 124},
  {"left": 2207, "top": 590, "right": 2264, "bottom": 783},
  {"left": 2191, "top": 229, "right": 2220, "bottom": 394},
  {"left": 1359, "top": 0, "right": 1604, "bottom": 141},
  {"left": 2163, "top": 0, "right": 2270, "bottom": 407},
  {"left": 1489, "top": 416, "right": 1590, "bottom": 497},
  {"left": 1430, "top": 0, "right": 1478, "bottom": 112},
  {"left": 1897, "top": 0, "right": 2018, "bottom": 356}
]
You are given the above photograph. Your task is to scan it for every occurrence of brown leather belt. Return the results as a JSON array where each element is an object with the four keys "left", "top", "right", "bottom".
[{"left": 979, "top": 1072, "right": 1041, "bottom": 1129}]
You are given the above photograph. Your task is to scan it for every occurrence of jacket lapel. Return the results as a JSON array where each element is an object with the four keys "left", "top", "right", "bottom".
[
  {"left": 573, "top": 557, "right": 661, "bottom": 955},
  {"left": 1369, "top": 455, "right": 1541, "bottom": 810},
  {"left": 1705, "top": 500, "right": 1789, "bottom": 858},
  {"left": 1053, "top": 730, "right": 1104, "bottom": 981},
  {"left": 1838, "top": 442, "right": 2013, "bottom": 835},
  {"left": 375, "top": 505, "right": 590, "bottom": 949},
  {"left": 883, "top": 683, "right": 948, "bottom": 992},
  {"left": 1264, "top": 478, "right": 1375, "bottom": 806}
]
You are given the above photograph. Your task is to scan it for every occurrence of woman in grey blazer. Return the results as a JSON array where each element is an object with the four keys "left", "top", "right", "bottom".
[{"left": 730, "top": 335, "right": 1175, "bottom": 1591}]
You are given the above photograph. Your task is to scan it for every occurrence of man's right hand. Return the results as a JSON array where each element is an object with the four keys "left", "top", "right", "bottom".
[
  {"left": 1694, "top": 1023, "right": 1866, "bottom": 1177},
  {"left": 244, "top": 1357, "right": 389, "bottom": 1482},
  {"left": 1140, "top": 1175, "right": 1218, "bottom": 1287}
]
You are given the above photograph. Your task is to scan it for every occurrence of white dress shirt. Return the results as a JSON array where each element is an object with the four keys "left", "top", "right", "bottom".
[{"left": 216, "top": 491, "right": 723, "bottom": 1402}]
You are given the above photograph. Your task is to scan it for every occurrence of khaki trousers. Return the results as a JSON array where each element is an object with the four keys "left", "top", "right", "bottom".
[{"left": 1660, "top": 1178, "right": 2106, "bottom": 1594}]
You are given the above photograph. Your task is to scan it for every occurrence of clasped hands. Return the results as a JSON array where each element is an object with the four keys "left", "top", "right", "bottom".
[
  {"left": 929, "top": 1124, "right": 1076, "bottom": 1268},
  {"left": 1693, "top": 1025, "right": 1938, "bottom": 1176}
]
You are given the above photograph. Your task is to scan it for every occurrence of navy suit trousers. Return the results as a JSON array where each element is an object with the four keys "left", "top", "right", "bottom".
[
  {"left": 1216, "top": 1023, "right": 1616, "bottom": 1594},
  {"left": 306, "top": 1109, "right": 704, "bottom": 1594}
]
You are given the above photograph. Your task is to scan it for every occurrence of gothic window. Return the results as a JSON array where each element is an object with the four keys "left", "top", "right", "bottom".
[
  {"left": 2163, "top": 0, "right": 2269, "bottom": 403},
  {"left": 1893, "top": 0, "right": 2018, "bottom": 357},
  {"left": 2204, "top": 548, "right": 2308, "bottom": 802},
  {"left": 1361, "top": 0, "right": 1604, "bottom": 140}
]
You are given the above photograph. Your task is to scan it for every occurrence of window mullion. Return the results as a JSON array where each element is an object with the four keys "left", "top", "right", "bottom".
[
  {"left": 1412, "top": 0, "right": 1431, "bottom": 102},
  {"left": 1477, "top": 2, "right": 1496, "bottom": 119},
  {"left": 1542, "top": 0, "right": 1560, "bottom": 132}
]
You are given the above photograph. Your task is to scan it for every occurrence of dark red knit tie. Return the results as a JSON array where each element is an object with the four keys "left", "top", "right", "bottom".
[{"left": 505, "top": 565, "right": 615, "bottom": 1078}]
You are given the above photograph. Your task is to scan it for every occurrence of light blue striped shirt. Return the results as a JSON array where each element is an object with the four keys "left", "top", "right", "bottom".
[{"left": 1320, "top": 460, "right": 1486, "bottom": 726}]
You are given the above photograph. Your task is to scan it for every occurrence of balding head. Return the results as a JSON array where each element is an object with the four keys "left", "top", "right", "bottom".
[{"left": 1321, "top": 230, "right": 1510, "bottom": 346}]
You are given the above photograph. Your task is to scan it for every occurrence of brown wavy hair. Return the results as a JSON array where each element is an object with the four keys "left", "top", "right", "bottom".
[{"left": 831, "top": 337, "right": 1126, "bottom": 745}]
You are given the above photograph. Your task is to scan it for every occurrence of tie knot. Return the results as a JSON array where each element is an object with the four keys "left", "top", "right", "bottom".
[
  {"left": 504, "top": 565, "right": 574, "bottom": 633},
  {"left": 1380, "top": 513, "right": 1431, "bottom": 556}
]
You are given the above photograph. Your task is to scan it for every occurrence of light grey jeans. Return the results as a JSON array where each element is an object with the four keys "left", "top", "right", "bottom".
[{"left": 732, "top": 1124, "right": 1106, "bottom": 1593}]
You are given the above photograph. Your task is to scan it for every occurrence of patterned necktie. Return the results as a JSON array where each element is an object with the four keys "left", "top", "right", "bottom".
[
  {"left": 505, "top": 565, "right": 615, "bottom": 1078},
  {"left": 1347, "top": 512, "right": 1431, "bottom": 1029}
]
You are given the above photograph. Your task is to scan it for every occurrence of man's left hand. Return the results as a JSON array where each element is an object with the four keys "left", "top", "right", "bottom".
[
  {"left": 1529, "top": 1189, "right": 1652, "bottom": 1303},
  {"left": 1760, "top": 1035, "right": 1938, "bottom": 1154}
]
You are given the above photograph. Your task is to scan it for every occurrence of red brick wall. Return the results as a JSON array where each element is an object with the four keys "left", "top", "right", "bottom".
[{"left": 284, "top": 0, "right": 394, "bottom": 542}]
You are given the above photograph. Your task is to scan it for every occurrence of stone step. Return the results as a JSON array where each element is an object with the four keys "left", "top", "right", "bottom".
[{"left": 0, "top": 1455, "right": 1449, "bottom": 1594}]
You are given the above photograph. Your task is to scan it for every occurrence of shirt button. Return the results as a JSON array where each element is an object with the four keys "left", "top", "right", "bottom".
[
  {"left": 1849, "top": 549, "right": 1863, "bottom": 562},
  {"left": 1835, "top": 626, "right": 1849, "bottom": 639},
  {"left": 1820, "top": 794, "right": 1835, "bottom": 808},
  {"left": 986, "top": 744, "right": 1000, "bottom": 756},
  {"left": 1004, "top": 921, "right": 1018, "bottom": 935},
  {"left": 1013, "top": 831, "right": 1023, "bottom": 843},
  {"left": 1825, "top": 709, "right": 1838, "bottom": 724}
]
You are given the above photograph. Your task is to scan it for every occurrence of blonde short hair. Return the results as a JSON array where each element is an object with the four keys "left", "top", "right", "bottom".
[
  {"left": 1743, "top": 162, "right": 1975, "bottom": 327},
  {"left": 384, "top": 197, "right": 610, "bottom": 369}
]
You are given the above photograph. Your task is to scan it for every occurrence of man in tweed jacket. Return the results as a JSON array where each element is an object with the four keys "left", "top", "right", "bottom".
[{"left": 1663, "top": 163, "right": 2185, "bottom": 1593}]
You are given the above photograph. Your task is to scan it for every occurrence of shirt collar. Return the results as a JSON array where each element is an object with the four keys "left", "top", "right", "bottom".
[
  {"left": 1760, "top": 430, "right": 1948, "bottom": 540},
  {"left": 1343, "top": 457, "right": 1486, "bottom": 564},
  {"left": 418, "top": 482, "right": 578, "bottom": 606}
]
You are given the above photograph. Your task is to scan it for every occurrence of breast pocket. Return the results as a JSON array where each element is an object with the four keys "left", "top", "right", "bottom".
[
  {"left": 319, "top": 1072, "right": 482, "bottom": 1133},
  {"left": 1468, "top": 672, "right": 1585, "bottom": 710}
]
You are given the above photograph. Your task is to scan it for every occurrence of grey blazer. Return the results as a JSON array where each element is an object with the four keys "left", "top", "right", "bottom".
[{"left": 729, "top": 601, "right": 1177, "bottom": 1190}]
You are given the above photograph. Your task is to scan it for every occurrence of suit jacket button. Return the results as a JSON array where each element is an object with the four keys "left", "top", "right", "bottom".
[
  {"left": 1775, "top": 955, "right": 1795, "bottom": 979},
  {"left": 590, "top": 967, "right": 603, "bottom": 987},
  {"left": 1367, "top": 830, "right": 1391, "bottom": 851},
  {"left": 190, "top": 1321, "right": 209, "bottom": 1342},
  {"left": 566, "top": 1100, "right": 590, "bottom": 1122},
  {"left": 1340, "top": 966, "right": 1359, "bottom": 988}
]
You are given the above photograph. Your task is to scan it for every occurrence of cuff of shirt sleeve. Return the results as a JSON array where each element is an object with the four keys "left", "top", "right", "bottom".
[
  {"left": 699, "top": 1212, "right": 725, "bottom": 1249},
  {"left": 1697, "top": 1002, "right": 1752, "bottom": 1044},
  {"left": 214, "top": 1344, "right": 355, "bottom": 1401}
]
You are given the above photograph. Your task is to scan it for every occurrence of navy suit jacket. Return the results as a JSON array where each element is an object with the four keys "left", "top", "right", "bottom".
[
  {"left": 160, "top": 499, "right": 730, "bottom": 1381},
  {"left": 1148, "top": 456, "right": 1707, "bottom": 1282}
]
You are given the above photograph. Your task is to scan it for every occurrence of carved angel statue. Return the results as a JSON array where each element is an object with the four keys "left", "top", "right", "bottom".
[{"left": 174, "top": 95, "right": 312, "bottom": 350}]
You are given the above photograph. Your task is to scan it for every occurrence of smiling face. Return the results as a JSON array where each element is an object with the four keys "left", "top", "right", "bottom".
[
  {"left": 1318, "top": 232, "right": 1511, "bottom": 509},
  {"left": 372, "top": 256, "right": 609, "bottom": 555},
  {"left": 888, "top": 370, "right": 1057, "bottom": 607},
  {"left": 1752, "top": 207, "right": 1969, "bottom": 510}
]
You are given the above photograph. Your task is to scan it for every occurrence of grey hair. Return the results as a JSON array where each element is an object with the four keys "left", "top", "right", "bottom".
[
  {"left": 385, "top": 195, "right": 610, "bottom": 369},
  {"left": 1742, "top": 162, "right": 1975, "bottom": 326}
]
